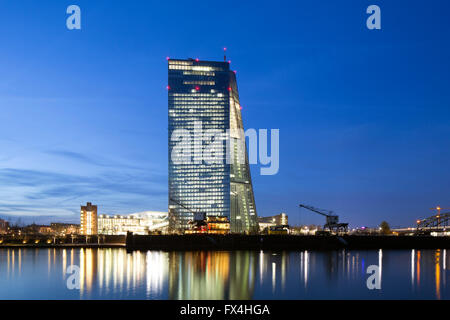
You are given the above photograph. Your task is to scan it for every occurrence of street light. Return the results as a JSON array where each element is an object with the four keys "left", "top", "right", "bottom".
[{"left": 431, "top": 206, "right": 450, "bottom": 215}]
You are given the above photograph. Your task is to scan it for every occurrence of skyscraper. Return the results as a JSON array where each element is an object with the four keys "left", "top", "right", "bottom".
[
  {"left": 168, "top": 58, "right": 258, "bottom": 233},
  {"left": 80, "top": 202, "right": 98, "bottom": 235}
]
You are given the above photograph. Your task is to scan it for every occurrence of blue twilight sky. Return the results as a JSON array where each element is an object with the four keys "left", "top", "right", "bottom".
[{"left": 0, "top": 0, "right": 449, "bottom": 227}]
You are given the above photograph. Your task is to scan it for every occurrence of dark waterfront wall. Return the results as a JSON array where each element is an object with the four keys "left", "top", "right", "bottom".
[{"left": 126, "top": 234, "right": 450, "bottom": 251}]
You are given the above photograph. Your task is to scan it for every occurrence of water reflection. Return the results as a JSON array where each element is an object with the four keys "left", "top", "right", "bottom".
[
  {"left": 436, "top": 250, "right": 441, "bottom": 299},
  {"left": 379, "top": 249, "right": 383, "bottom": 288},
  {"left": 168, "top": 251, "right": 257, "bottom": 300},
  {"left": 0, "top": 248, "right": 449, "bottom": 299}
]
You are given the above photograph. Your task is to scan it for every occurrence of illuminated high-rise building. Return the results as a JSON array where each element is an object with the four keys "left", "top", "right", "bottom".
[
  {"left": 80, "top": 202, "right": 98, "bottom": 235},
  {"left": 168, "top": 58, "right": 258, "bottom": 233}
]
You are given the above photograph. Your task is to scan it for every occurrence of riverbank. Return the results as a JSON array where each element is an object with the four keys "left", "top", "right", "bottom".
[
  {"left": 0, "top": 243, "right": 125, "bottom": 249},
  {"left": 0, "top": 234, "right": 126, "bottom": 249},
  {"left": 2, "top": 234, "right": 450, "bottom": 250},
  {"left": 127, "top": 234, "right": 450, "bottom": 251}
]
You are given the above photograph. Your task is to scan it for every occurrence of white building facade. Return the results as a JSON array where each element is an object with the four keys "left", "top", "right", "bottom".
[{"left": 98, "top": 211, "right": 168, "bottom": 235}]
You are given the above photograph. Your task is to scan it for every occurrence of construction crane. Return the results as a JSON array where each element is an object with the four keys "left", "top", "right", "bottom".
[
  {"left": 431, "top": 206, "right": 450, "bottom": 216},
  {"left": 169, "top": 198, "right": 206, "bottom": 224},
  {"left": 299, "top": 204, "right": 348, "bottom": 233}
]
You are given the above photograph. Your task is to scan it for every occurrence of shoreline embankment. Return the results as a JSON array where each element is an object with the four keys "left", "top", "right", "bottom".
[
  {"left": 125, "top": 234, "right": 450, "bottom": 251},
  {"left": 2, "top": 234, "right": 450, "bottom": 251}
]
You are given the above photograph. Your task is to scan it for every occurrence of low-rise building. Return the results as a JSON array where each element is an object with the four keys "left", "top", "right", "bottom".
[
  {"left": 38, "top": 225, "right": 53, "bottom": 234},
  {"left": 258, "top": 213, "right": 288, "bottom": 232},
  {"left": 22, "top": 224, "right": 51, "bottom": 235},
  {"left": 98, "top": 211, "right": 168, "bottom": 235},
  {"left": 185, "top": 216, "right": 230, "bottom": 235},
  {"left": 0, "top": 219, "right": 9, "bottom": 234},
  {"left": 50, "top": 223, "right": 80, "bottom": 235},
  {"left": 290, "top": 225, "right": 320, "bottom": 235}
]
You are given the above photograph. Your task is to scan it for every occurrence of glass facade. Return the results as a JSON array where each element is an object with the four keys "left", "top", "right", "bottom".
[
  {"left": 98, "top": 211, "right": 169, "bottom": 235},
  {"left": 168, "top": 58, "right": 258, "bottom": 233}
]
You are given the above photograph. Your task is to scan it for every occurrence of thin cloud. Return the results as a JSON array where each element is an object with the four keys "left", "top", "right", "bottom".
[
  {"left": 45, "top": 149, "right": 146, "bottom": 171},
  {"left": 0, "top": 167, "right": 167, "bottom": 221}
]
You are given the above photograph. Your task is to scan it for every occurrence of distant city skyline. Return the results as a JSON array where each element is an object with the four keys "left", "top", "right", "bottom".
[{"left": 1, "top": 1, "right": 450, "bottom": 228}]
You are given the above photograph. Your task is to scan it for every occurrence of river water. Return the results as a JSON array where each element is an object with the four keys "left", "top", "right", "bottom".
[{"left": 0, "top": 248, "right": 448, "bottom": 299}]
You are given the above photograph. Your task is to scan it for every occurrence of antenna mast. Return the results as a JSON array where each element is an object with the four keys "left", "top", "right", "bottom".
[{"left": 223, "top": 47, "right": 227, "bottom": 62}]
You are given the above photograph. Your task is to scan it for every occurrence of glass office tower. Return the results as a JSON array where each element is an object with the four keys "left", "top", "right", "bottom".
[{"left": 168, "top": 58, "right": 258, "bottom": 233}]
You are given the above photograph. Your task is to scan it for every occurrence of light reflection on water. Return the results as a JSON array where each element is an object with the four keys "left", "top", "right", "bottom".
[{"left": 0, "top": 248, "right": 449, "bottom": 299}]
